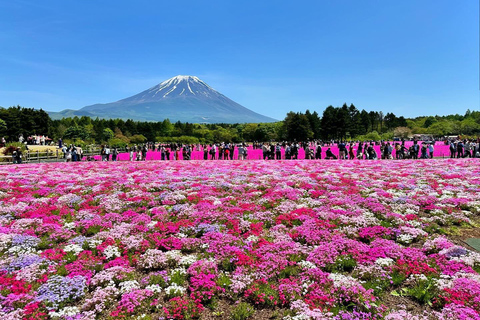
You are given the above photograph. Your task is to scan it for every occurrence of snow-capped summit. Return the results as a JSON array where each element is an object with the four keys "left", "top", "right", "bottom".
[
  {"left": 127, "top": 75, "right": 221, "bottom": 102},
  {"left": 49, "top": 76, "right": 277, "bottom": 123}
]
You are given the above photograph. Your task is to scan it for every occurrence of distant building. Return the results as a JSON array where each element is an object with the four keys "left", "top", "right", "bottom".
[{"left": 412, "top": 134, "right": 434, "bottom": 141}]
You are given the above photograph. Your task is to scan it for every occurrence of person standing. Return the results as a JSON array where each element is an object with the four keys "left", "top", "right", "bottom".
[
  {"left": 464, "top": 140, "right": 471, "bottom": 158},
  {"left": 285, "top": 144, "right": 291, "bottom": 160},
  {"left": 76, "top": 145, "right": 83, "bottom": 161},
  {"left": 349, "top": 143, "right": 355, "bottom": 160},
  {"left": 315, "top": 144, "right": 322, "bottom": 160},
  {"left": 72, "top": 146, "right": 78, "bottom": 162},
  {"left": 203, "top": 146, "right": 208, "bottom": 160},
  {"left": 292, "top": 142, "right": 299, "bottom": 160},
  {"left": 230, "top": 144, "right": 235, "bottom": 160},
  {"left": 275, "top": 144, "right": 282, "bottom": 160},
  {"left": 161, "top": 146, "right": 166, "bottom": 160},
  {"left": 112, "top": 147, "right": 118, "bottom": 161},
  {"left": 338, "top": 141, "right": 346, "bottom": 159},
  {"left": 421, "top": 144, "right": 428, "bottom": 159},
  {"left": 428, "top": 143, "right": 434, "bottom": 159},
  {"left": 105, "top": 146, "right": 111, "bottom": 161},
  {"left": 449, "top": 140, "right": 456, "bottom": 158},
  {"left": 238, "top": 144, "right": 244, "bottom": 160},
  {"left": 66, "top": 147, "right": 72, "bottom": 162},
  {"left": 457, "top": 140, "right": 464, "bottom": 158},
  {"left": 142, "top": 145, "right": 147, "bottom": 160},
  {"left": 413, "top": 142, "right": 419, "bottom": 159}
]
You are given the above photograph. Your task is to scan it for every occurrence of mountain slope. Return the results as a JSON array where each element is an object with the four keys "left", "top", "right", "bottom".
[{"left": 50, "top": 76, "right": 277, "bottom": 123}]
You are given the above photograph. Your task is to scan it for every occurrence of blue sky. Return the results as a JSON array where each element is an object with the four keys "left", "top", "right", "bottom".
[{"left": 0, "top": 0, "right": 478, "bottom": 120}]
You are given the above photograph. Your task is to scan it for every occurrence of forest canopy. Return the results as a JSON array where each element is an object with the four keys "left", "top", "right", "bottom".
[{"left": 1, "top": 104, "right": 479, "bottom": 146}]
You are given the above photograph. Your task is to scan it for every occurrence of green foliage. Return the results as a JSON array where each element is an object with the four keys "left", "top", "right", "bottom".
[
  {"left": 284, "top": 111, "right": 313, "bottom": 141},
  {"left": 220, "top": 258, "right": 236, "bottom": 272},
  {"left": 147, "top": 274, "right": 167, "bottom": 288},
  {"left": 84, "top": 225, "right": 102, "bottom": 236},
  {"left": 0, "top": 106, "right": 51, "bottom": 141},
  {"left": 2, "top": 105, "right": 480, "bottom": 145},
  {"left": 230, "top": 302, "right": 255, "bottom": 320},
  {"left": 364, "top": 131, "right": 381, "bottom": 141},
  {"left": 108, "top": 137, "right": 128, "bottom": 148},
  {"left": 130, "top": 134, "right": 147, "bottom": 144},
  {"left": 216, "top": 273, "right": 233, "bottom": 288},
  {"left": 391, "top": 277, "right": 438, "bottom": 306},
  {"left": 102, "top": 128, "right": 114, "bottom": 141},
  {"left": 380, "top": 131, "right": 394, "bottom": 141},
  {"left": 245, "top": 280, "right": 280, "bottom": 307},
  {"left": 170, "top": 270, "right": 187, "bottom": 286},
  {"left": 362, "top": 278, "right": 390, "bottom": 295},
  {"left": 156, "top": 135, "right": 200, "bottom": 144},
  {"left": 391, "top": 269, "right": 407, "bottom": 286},
  {"left": 0, "top": 118, "right": 6, "bottom": 136},
  {"left": 63, "top": 126, "right": 89, "bottom": 140},
  {"left": 325, "top": 254, "right": 357, "bottom": 273},
  {"left": 278, "top": 265, "right": 300, "bottom": 278}
]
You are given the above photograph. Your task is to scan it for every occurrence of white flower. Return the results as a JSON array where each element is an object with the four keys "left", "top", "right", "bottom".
[
  {"left": 165, "top": 283, "right": 186, "bottom": 296},
  {"left": 145, "top": 284, "right": 162, "bottom": 293},
  {"left": 147, "top": 221, "right": 157, "bottom": 228},
  {"left": 119, "top": 280, "right": 140, "bottom": 293},
  {"left": 64, "top": 244, "right": 84, "bottom": 255},
  {"left": 64, "top": 222, "right": 76, "bottom": 230},
  {"left": 87, "top": 238, "right": 102, "bottom": 249},
  {"left": 49, "top": 306, "right": 80, "bottom": 318},
  {"left": 298, "top": 260, "right": 317, "bottom": 270},
  {"left": 170, "top": 267, "right": 187, "bottom": 276},
  {"left": 328, "top": 273, "right": 359, "bottom": 288},
  {"left": 398, "top": 234, "right": 414, "bottom": 244},
  {"left": 375, "top": 257, "right": 394, "bottom": 267},
  {"left": 179, "top": 254, "right": 197, "bottom": 267},
  {"left": 165, "top": 250, "right": 182, "bottom": 262},
  {"left": 103, "top": 245, "right": 121, "bottom": 259}
]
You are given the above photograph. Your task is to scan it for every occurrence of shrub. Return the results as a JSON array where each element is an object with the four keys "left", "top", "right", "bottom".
[
  {"left": 230, "top": 302, "right": 255, "bottom": 320},
  {"left": 130, "top": 134, "right": 147, "bottom": 144}
]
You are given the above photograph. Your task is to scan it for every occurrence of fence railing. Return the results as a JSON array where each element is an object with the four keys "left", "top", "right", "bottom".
[{"left": 0, "top": 148, "right": 103, "bottom": 164}]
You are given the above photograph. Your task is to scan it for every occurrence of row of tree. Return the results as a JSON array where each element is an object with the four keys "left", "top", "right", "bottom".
[{"left": 1, "top": 105, "right": 479, "bottom": 146}]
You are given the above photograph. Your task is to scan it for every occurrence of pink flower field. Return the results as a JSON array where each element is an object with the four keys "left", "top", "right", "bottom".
[{"left": 1, "top": 159, "right": 480, "bottom": 320}]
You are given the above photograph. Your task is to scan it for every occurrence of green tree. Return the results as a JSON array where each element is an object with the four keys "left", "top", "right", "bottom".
[
  {"left": 305, "top": 110, "right": 322, "bottom": 139},
  {"left": 102, "top": 128, "right": 114, "bottom": 141},
  {"left": 0, "top": 118, "right": 6, "bottom": 137},
  {"left": 359, "top": 110, "right": 371, "bottom": 135},
  {"left": 424, "top": 116, "right": 437, "bottom": 128},
  {"left": 284, "top": 112, "right": 313, "bottom": 141},
  {"left": 460, "top": 118, "right": 480, "bottom": 135},
  {"left": 130, "top": 134, "right": 147, "bottom": 144},
  {"left": 321, "top": 106, "right": 338, "bottom": 140},
  {"left": 348, "top": 104, "right": 361, "bottom": 138},
  {"left": 63, "top": 126, "right": 89, "bottom": 140}
]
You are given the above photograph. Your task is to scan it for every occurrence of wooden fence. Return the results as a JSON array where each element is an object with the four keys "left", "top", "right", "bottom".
[{"left": 0, "top": 148, "right": 104, "bottom": 164}]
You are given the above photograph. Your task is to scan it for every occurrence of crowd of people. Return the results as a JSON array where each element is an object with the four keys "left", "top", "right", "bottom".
[
  {"left": 449, "top": 140, "right": 479, "bottom": 158},
  {"left": 87, "top": 138, "right": 480, "bottom": 162},
  {"left": 5, "top": 137, "right": 480, "bottom": 164},
  {"left": 61, "top": 145, "right": 84, "bottom": 162}
]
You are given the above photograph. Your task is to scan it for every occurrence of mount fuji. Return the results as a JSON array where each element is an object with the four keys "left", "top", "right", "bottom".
[{"left": 49, "top": 76, "right": 277, "bottom": 123}]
